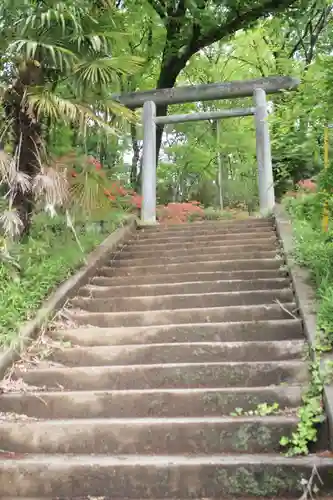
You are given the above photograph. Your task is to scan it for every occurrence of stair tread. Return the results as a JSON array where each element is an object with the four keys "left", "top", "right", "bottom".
[
  {"left": 20, "top": 359, "right": 306, "bottom": 371},
  {"left": 1, "top": 453, "right": 332, "bottom": 465},
  {"left": 56, "top": 318, "right": 302, "bottom": 334},
  {"left": 85, "top": 277, "right": 289, "bottom": 289},
  {"left": 69, "top": 302, "right": 297, "bottom": 316},
  {"left": 77, "top": 288, "right": 291, "bottom": 299},
  {"left": 50, "top": 339, "right": 305, "bottom": 349},
  {"left": 0, "top": 415, "right": 300, "bottom": 424}
]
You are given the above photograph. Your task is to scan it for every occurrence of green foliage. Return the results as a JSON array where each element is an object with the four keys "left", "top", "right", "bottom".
[
  {"left": 281, "top": 189, "right": 333, "bottom": 456},
  {"left": 280, "top": 355, "right": 324, "bottom": 456},
  {"left": 230, "top": 402, "right": 280, "bottom": 417},
  {"left": 202, "top": 207, "right": 233, "bottom": 220},
  {"left": 0, "top": 211, "right": 125, "bottom": 346},
  {"left": 285, "top": 196, "right": 333, "bottom": 339}
]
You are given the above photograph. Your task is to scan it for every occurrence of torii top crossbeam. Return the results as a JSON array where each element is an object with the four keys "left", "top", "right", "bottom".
[{"left": 114, "top": 76, "right": 299, "bottom": 109}]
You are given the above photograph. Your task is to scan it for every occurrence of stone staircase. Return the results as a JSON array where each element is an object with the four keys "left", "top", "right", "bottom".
[{"left": 0, "top": 216, "right": 332, "bottom": 498}]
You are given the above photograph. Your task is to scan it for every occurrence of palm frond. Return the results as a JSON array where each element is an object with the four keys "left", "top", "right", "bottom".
[
  {"left": 74, "top": 55, "right": 144, "bottom": 89},
  {"left": 33, "top": 167, "right": 69, "bottom": 209},
  {"left": 7, "top": 40, "right": 78, "bottom": 71},
  {"left": 101, "top": 99, "right": 138, "bottom": 124},
  {"left": 27, "top": 88, "right": 117, "bottom": 135},
  {"left": 0, "top": 149, "right": 31, "bottom": 197},
  {"left": 69, "top": 169, "right": 112, "bottom": 215},
  {"left": 20, "top": 2, "right": 89, "bottom": 37},
  {"left": 0, "top": 209, "right": 23, "bottom": 238}
]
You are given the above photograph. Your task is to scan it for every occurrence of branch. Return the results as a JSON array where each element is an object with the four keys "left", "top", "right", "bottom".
[
  {"left": 190, "top": 0, "right": 298, "bottom": 54},
  {"left": 229, "top": 55, "right": 266, "bottom": 76},
  {"left": 251, "top": 39, "right": 268, "bottom": 77}
]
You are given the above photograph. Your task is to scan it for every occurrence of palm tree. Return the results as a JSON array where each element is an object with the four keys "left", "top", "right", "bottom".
[{"left": 0, "top": 0, "right": 142, "bottom": 237}]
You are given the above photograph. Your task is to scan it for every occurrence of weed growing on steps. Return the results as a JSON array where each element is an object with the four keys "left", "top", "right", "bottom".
[
  {"left": 230, "top": 403, "right": 280, "bottom": 417},
  {"left": 279, "top": 195, "right": 333, "bottom": 456},
  {"left": 280, "top": 349, "right": 325, "bottom": 457}
]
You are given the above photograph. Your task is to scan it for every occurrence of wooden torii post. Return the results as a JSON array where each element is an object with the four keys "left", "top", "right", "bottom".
[{"left": 115, "top": 76, "right": 299, "bottom": 224}]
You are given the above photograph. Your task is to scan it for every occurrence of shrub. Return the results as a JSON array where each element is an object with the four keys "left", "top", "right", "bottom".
[
  {"left": 284, "top": 191, "right": 333, "bottom": 343},
  {"left": 203, "top": 207, "right": 233, "bottom": 220},
  {"left": 157, "top": 202, "right": 205, "bottom": 224},
  {"left": 67, "top": 153, "right": 142, "bottom": 213},
  {"left": 0, "top": 211, "right": 125, "bottom": 346}
]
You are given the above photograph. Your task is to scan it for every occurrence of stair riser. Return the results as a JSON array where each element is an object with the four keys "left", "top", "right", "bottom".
[
  {"left": 80, "top": 279, "right": 291, "bottom": 298},
  {"left": 131, "top": 235, "right": 278, "bottom": 251},
  {"left": 53, "top": 320, "right": 303, "bottom": 346},
  {"left": 0, "top": 419, "right": 298, "bottom": 454},
  {"left": 71, "top": 289, "right": 293, "bottom": 313},
  {"left": 0, "top": 387, "right": 302, "bottom": 419},
  {"left": 1, "top": 460, "right": 332, "bottom": 497},
  {"left": 92, "top": 269, "right": 288, "bottom": 287},
  {"left": 132, "top": 232, "right": 276, "bottom": 247},
  {"left": 139, "top": 219, "right": 274, "bottom": 234},
  {"left": 68, "top": 304, "right": 297, "bottom": 328},
  {"left": 137, "top": 227, "right": 275, "bottom": 242},
  {"left": 48, "top": 341, "right": 304, "bottom": 366},
  {"left": 121, "top": 242, "right": 279, "bottom": 259},
  {"left": 112, "top": 251, "right": 279, "bottom": 267},
  {"left": 16, "top": 362, "right": 308, "bottom": 391},
  {"left": 101, "top": 259, "right": 284, "bottom": 278}
]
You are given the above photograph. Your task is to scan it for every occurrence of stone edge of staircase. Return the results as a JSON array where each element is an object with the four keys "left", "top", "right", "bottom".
[
  {"left": 274, "top": 204, "right": 333, "bottom": 450},
  {"left": 0, "top": 215, "right": 138, "bottom": 379}
]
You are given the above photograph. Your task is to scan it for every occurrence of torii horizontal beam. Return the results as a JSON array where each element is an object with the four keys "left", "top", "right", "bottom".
[
  {"left": 155, "top": 107, "right": 255, "bottom": 125},
  {"left": 114, "top": 76, "right": 299, "bottom": 109}
]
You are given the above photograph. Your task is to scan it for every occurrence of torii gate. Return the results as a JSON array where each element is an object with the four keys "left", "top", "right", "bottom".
[{"left": 115, "top": 76, "right": 299, "bottom": 224}]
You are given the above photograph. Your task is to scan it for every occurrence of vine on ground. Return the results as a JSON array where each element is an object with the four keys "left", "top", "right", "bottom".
[{"left": 280, "top": 349, "right": 325, "bottom": 456}]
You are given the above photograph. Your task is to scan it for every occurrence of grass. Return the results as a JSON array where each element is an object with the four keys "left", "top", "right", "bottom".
[
  {"left": 0, "top": 210, "right": 126, "bottom": 346},
  {"left": 284, "top": 194, "right": 333, "bottom": 345}
]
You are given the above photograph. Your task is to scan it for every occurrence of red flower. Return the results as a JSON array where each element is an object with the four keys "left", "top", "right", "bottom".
[{"left": 297, "top": 179, "right": 316, "bottom": 192}]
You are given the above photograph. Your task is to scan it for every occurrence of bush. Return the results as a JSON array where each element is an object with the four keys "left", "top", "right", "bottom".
[
  {"left": 202, "top": 207, "right": 226, "bottom": 220},
  {"left": 157, "top": 202, "right": 205, "bottom": 224},
  {"left": 0, "top": 211, "right": 125, "bottom": 346},
  {"left": 284, "top": 193, "right": 333, "bottom": 343}
]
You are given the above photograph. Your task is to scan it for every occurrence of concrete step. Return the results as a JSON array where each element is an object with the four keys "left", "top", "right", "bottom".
[
  {"left": 53, "top": 319, "right": 303, "bottom": 346},
  {"left": 112, "top": 250, "right": 279, "bottom": 267},
  {"left": 1, "top": 495, "right": 322, "bottom": 500},
  {"left": 91, "top": 269, "right": 287, "bottom": 287},
  {"left": 136, "top": 226, "right": 275, "bottom": 242},
  {"left": 139, "top": 218, "right": 274, "bottom": 234},
  {"left": 0, "top": 416, "right": 298, "bottom": 454},
  {"left": 71, "top": 289, "right": 293, "bottom": 313},
  {"left": 68, "top": 303, "right": 297, "bottom": 328},
  {"left": 80, "top": 278, "right": 291, "bottom": 298},
  {"left": 1, "top": 495, "right": 314, "bottom": 500},
  {"left": 15, "top": 360, "right": 308, "bottom": 391},
  {"left": 0, "top": 386, "right": 303, "bottom": 419},
  {"left": 141, "top": 217, "right": 273, "bottom": 228},
  {"left": 120, "top": 242, "right": 279, "bottom": 259},
  {"left": 100, "top": 258, "right": 283, "bottom": 278},
  {"left": 1, "top": 454, "right": 332, "bottom": 497},
  {"left": 47, "top": 340, "right": 305, "bottom": 366},
  {"left": 131, "top": 231, "right": 276, "bottom": 247},
  {"left": 130, "top": 234, "right": 278, "bottom": 251}
]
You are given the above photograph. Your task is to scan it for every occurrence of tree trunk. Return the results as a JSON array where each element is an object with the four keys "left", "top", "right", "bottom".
[
  {"left": 155, "top": 55, "right": 189, "bottom": 161},
  {"left": 4, "top": 64, "right": 43, "bottom": 237},
  {"left": 13, "top": 108, "right": 41, "bottom": 237}
]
